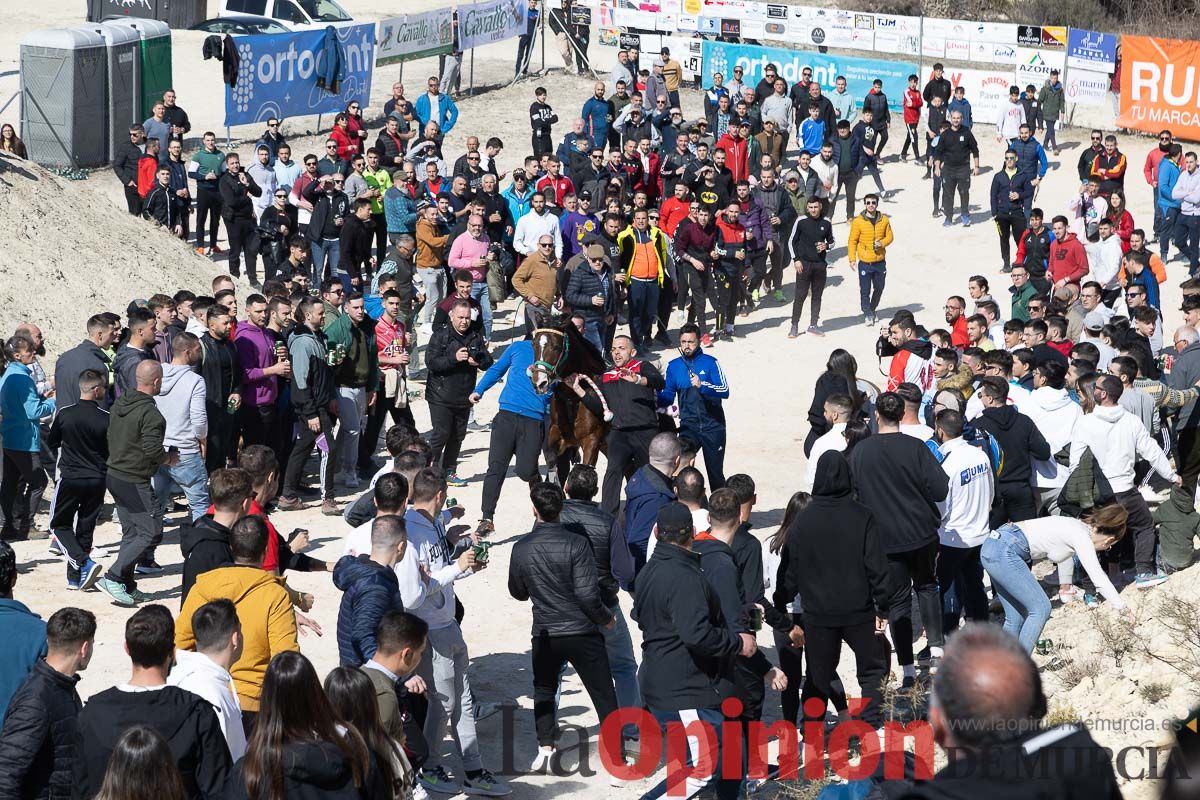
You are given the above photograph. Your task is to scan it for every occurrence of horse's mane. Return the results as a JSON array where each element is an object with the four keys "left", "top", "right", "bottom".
[{"left": 557, "top": 318, "right": 606, "bottom": 376}]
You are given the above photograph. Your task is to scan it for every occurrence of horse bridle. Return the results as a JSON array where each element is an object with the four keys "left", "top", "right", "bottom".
[{"left": 528, "top": 328, "right": 570, "bottom": 392}]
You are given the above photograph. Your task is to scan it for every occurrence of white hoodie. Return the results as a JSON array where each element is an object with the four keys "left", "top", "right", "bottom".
[
  {"left": 168, "top": 649, "right": 246, "bottom": 760},
  {"left": 1069, "top": 404, "right": 1177, "bottom": 493},
  {"left": 402, "top": 506, "right": 473, "bottom": 630},
  {"left": 937, "top": 437, "right": 994, "bottom": 548},
  {"left": 1024, "top": 386, "right": 1082, "bottom": 489},
  {"left": 154, "top": 362, "right": 208, "bottom": 455}
]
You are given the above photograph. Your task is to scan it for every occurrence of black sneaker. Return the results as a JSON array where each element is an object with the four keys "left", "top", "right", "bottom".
[{"left": 134, "top": 560, "right": 164, "bottom": 575}]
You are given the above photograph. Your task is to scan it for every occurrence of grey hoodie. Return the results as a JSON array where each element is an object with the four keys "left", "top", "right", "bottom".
[{"left": 154, "top": 362, "right": 208, "bottom": 455}]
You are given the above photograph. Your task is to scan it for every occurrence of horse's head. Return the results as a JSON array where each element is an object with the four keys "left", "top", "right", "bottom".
[{"left": 528, "top": 328, "right": 568, "bottom": 395}]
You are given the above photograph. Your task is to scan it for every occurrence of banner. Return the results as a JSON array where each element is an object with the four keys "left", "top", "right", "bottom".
[
  {"left": 701, "top": 40, "right": 914, "bottom": 111},
  {"left": 935, "top": 65, "right": 1014, "bottom": 125},
  {"left": 376, "top": 8, "right": 454, "bottom": 65},
  {"left": 1014, "top": 47, "right": 1065, "bottom": 88},
  {"left": 459, "top": 0, "right": 528, "bottom": 50},
  {"left": 225, "top": 25, "right": 374, "bottom": 127},
  {"left": 1119, "top": 35, "right": 1200, "bottom": 136},
  {"left": 1065, "top": 68, "right": 1109, "bottom": 107},
  {"left": 1067, "top": 28, "right": 1118, "bottom": 73}
]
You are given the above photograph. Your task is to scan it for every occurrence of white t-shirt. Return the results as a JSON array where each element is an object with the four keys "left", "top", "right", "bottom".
[
  {"left": 646, "top": 507, "right": 709, "bottom": 562},
  {"left": 900, "top": 423, "right": 935, "bottom": 441},
  {"left": 1007, "top": 516, "right": 1126, "bottom": 609},
  {"left": 805, "top": 423, "right": 847, "bottom": 492}
]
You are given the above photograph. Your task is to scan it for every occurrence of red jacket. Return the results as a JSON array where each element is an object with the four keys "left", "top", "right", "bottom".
[
  {"left": 950, "top": 315, "right": 969, "bottom": 349},
  {"left": 1108, "top": 209, "right": 1134, "bottom": 252},
  {"left": 659, "top": 197, "right": 691, "bottom": 237},
  {"left": 639, "top": 151, "right": 661, "bottom": 203},
  {"left": 1048, "top": 232, "right": 1089, "bottom": 286},
  {"left": 331, "top": 125, "right": 360, "bottom": 161},
  {"left": 535, "top": 174, "right": 575, "bottom": 207},
  {"left": 137, "top": 154, "right": 159, "bottom": 198},
  {"left": 1145, "top": 147, "right": 1168, "bottom": 187},
  {"left": 903, "top": 88, "right": 923, "bottom": 125},
  {"left": 715, "top": 133, "right": 750, "bottom": 184}
]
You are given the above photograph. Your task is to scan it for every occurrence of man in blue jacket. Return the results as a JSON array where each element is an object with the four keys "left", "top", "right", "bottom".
[
  {"left": 415, "top": 75, "right": 460, "bottom": 136},
  {"left": 332, "top": 514, "right": 408, "bottom": 667},
  {"left": 622, "top": 432, "right": 681, "bottom": 574},
  {"left": 0, "top": 541, "right": 47, "bottom": 715},
  {"left": 1010, "top": 124, "right": 1049, "bottom": 217},
  {"left": 659, "top": 324, "right": 730, "bottom": 490},
  {"left": 471, "top": 340, "right": 553, "bottom": 537}
]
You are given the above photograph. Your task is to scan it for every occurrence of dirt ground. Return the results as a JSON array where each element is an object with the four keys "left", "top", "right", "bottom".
[{"left": 1, "top": 2, "right": 1193, "bottom": 797}]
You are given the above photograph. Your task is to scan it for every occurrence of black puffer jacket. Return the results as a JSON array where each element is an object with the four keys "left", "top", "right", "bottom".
[
  {"left": 507, "top": 522, "right": 613, "bottom": 637},
  {"left": 559, "top": 499, "right": 619, "bottom": 607},
  {"left": 0, "top": 660, "right": 82, "bottom": 800},
  {"left": 425, "top": 324, "right": 492, "bottom": 408},
  {"left": 226, "top": 739, "right": 385, "bottom": 800}
]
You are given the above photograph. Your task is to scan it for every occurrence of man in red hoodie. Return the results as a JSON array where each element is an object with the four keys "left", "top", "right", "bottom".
[
  {"left": 1048, "top": 214, "right": 1089, "bottom": 291},
  {"left": 1145, "top": 129, "right": 1173, "bottom": 238},
  {"left": 715, "top": 121, "right": 751, "bottom": 185},
  {"left": 900, "top": 74, "right": 923, "bottom": 162}
]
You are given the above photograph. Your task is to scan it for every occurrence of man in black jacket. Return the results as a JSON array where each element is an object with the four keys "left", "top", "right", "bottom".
[
  {"left": 632, "top": 501, "right": 751, "bottom": 800},
  {"left": 937, "top": 110, "right": 980, "bottom": 226},
  {"left": 338, "top": 198, "right": 376, "bottom": 290},
  {"left": 788, "top": 197, "right": 834, "bottom": 337},
  {"left": 54, "top": 317, "right": 117, "bottom": 410},
  {"left": 508, "top": 482, "right": 618, "bottom": 770},
  {"left": 565, "top": 335, "right": 664, "bottom": 513},
  {"left": 923, "top": 64, "right": 952, "bottom": 106},
  {"left": 113, "top": 308, "right": 157, "bottom": 398},
  {"left": 779, "top": 450, "right": 890, "bottom": 727},
  {"left": 425, "top": 300, "right": 493, "bottom": 484},
  {"left": 217, "top": 152, "right": 263, "bottom": 285},
  {"left": 0, "top": 607, "right": 94, "bottom": 800},
  {"left": 973, "top": 376, "right": 1050, "bottom": 527},
  {"left": 849, "top": 391, "right": 948, "bottom": 686},
  {"left": 180, "top": 468, "right": 253, "bottom": 603},
  {"left": 46, "top": 370, "right": 109, "bottom": 591},
  {"left": 199, "top": 305, "right": 242, "bottom": 473},
  {"left": 304, "top": 175, "right": 351, "bottom": 286},
  {"left": 74, "top": 605, "right": 231, "bottom": 799},
  {"left": 113, "top": 124, "right": 146, "bottom": 215}
]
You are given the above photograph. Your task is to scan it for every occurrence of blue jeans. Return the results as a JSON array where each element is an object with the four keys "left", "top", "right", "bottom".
[
  {"left": 1179, "top": 213, "right": 1200, "bottom": 270},
  {"left": 151, "top": 453, "right": 211, "bottom": 522},
  {"left": 1044, "top": 119, "right": 1058, "bottom": 151},
  {"left": 582, "top": 318, "right": 605, "bottom": 355},
  {"left": 470, "top": 282, "right": 493, "bottom": 340},
  {"left": 310, "top": 237, "right": 340, "bottom": 284},
  {"left": 980, "top": 524, "right": 1051, "bottom": 653},
  {"left": 858, "top": 260, "right": 886, "bottom": 316},
  {"left": 628, "top": 277, "right": 659, "bottom": 345},
  {"left": 603, "top": 601, "right": 641, "bottom": 738},
  {"left": 1159, "top": 206, "right": 1182, "bottom": 261}
]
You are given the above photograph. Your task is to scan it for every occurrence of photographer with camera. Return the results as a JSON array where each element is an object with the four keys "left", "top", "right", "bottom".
[{"left": 426, "top": 300, "right": 494, "bottom": 487}]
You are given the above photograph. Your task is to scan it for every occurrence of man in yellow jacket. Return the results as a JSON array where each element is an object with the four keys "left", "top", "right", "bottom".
[
  {"left": 176, "top": 515, "right": 298, "bottom": 728},
  {"left": 846, "top": 193, "right": 895, "bottom": 325}
]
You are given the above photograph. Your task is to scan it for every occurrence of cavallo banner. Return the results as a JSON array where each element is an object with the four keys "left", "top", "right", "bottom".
[
  {"left": 458, "top": 0, "right": 528, "bottom": 50},
  {"left": 224, "top": 25, "right": 375, "bottom": 127},
  {"left": 376, "top": 9, "right": 455, "bottom": 65},
  {"left": 1118, "top": 36, "right": 1200, "bottom": 137}
]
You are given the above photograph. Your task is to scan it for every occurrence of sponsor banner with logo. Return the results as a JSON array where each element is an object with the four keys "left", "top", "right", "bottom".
[
  {"left": 459, "top": 0, "right": 528, "bottom": 49},
  {"left": 1067, "top": 28, "right": 1118, "bottom": 72},
  {"left": 1119, "top": 35, "right": 1200, "bottom": 137},
  {"left": 935, "top": 65, "right": 1014, "bottom": 125},
  {"left": 701, "top": 39, "right": 913, "bottom": 111},
  {"left": 1014, "top": 47, "right": 1065, "bottom": 88},
  {"left": 376, "top": 8, "right": 454, "bottom": 65},
  {"left": 225, "top": 24, "right": 374, "bottom": 127},
  {"left": 662, "top": 35, "right": 703, "bottom": 78},
  {"left": 1065, "top": 68, "right": 1109, "bottom": 107}
]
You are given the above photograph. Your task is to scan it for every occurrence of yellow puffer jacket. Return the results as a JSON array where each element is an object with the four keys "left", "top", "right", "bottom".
[
  {"left": 846, "top": 211, "right": 894, "bottom": 265},
  {"left": 175, "top": 565, "right": 299, "bottom": 712}
]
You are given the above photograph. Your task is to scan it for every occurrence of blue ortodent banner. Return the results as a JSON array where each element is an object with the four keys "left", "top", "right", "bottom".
[
  {"left": 225, "top": 24, "right": 375, "bottom": 127},
  {"left": 700, "top": 40, "right": 915, "bottom": 112}
]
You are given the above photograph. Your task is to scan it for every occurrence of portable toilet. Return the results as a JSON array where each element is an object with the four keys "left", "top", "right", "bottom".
[
  {"left": 110, "top": 19, "right": 172, "bottom": 119},
  {"left": 88, "top": 23, "right": 140, "bottom": 162},
  {"left": 19, "top": 27, "right": 108, "bottom": 168}
]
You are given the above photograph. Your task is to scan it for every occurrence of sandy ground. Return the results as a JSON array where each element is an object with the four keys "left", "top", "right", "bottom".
[{"left": 1, "top": 2, "right": 1194, "bottom": 797}]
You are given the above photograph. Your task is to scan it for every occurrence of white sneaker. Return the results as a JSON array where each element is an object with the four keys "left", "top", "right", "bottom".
[
  {"left": 411, "top": 785, "right": 431, "bottom": 800},
  {"left": 529, "top": 746, "right": 554, "bottom": 772}
]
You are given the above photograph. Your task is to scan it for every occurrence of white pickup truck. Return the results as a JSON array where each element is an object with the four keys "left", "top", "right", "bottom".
[{"left": 218, "top": 0, "right": 356, "bottom": 31}]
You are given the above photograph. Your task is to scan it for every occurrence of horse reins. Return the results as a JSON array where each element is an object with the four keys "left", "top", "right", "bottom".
[{"left": 528, "top": 328, "right": 614, "bottom": 421}]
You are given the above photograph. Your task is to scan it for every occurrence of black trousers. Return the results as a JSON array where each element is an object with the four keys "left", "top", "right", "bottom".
[
  {"left": 684, "top": 264, "right": 717, "bottom": 332},
  {"left": 1178, "top": 427, "right": 1200, "bottom": 494},
  {"left": 714, "top": 268, "right": 736, "bottom": 331},
  {"left": 225, "top": 217, "right": 261, "bottom": 282},
  {"left": 900, "top": 123, "right": 920, "bottom": 159},
  {"left": 601, "top": 426, "right": 657, "bottom": 514},
  {"left": 49, "top": 476, "right": 105, "bottom": 576},
  {"left": 942, "top": 168, "right": 971, "bottom": 220},
  {"left": 834, "top": 171, "right": 860, "bottom": 219},
  {"left": 481, "top": 410, "right": 545, "bottom": 519},
  {"left": 0, "top": 449, "right": 47, "bottom": 533},
  {"left": 194, "top": 190, "right": 222, "bottom": 249},
  {"left": 123, "top": 183, "right": 143, "bottom": 215},
  {"left": 995, "top": 211, "right": 1027, "bottom": 268},
  {"left": 791, "top": 261, "right": 827, "bottom": 327},
  {"left": 533, "top": 134, "right": 553, "bottom": 158},
  {"left": 746, "top": 249, "right": 771, "bottom": 295},
  {"left": 531, "top": 632, "right": 618, "bottom": 750},
  {"left": 1115, "top": 488, "right": 1158, "bottom": 576},
  {"left": 772, "top": 614, "right": 848, "bottom": 724},
  {"left": 801, "top": 618, "right": 887, "bottom": 728},
  {"left": 205, "top": 403, "right": 239, "bottom": 473},
  {"left": 283, "top": 409, "right": 337, "bottom": 501},
  {"left": 885, "top": 539, "right": 943, "bottom": 666},
  {"left": 935, "top": 544, "right": 988, "bottom": 635},
  {"left": 359, "top": 388, "right": 417, "bottom": 472},
  {"left": 989, "top": 481, "right": 1039, "bottom": 529},
  {"left": 428, "top": 402, "right": 471, "bottom": 473}
]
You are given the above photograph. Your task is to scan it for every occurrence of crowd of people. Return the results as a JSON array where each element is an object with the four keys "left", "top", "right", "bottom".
[{"left": 2, "top": 38, "right": 1200, "bottom": 800}]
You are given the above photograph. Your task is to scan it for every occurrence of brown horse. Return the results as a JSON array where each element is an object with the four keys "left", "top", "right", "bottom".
[{"left": 528, "top": 320, "right": 612, "bottom": 482}]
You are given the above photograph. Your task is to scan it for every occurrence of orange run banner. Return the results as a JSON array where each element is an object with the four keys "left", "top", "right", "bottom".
[{"left": 1119, "top": 35, "right": 1200, "bottom": 137}]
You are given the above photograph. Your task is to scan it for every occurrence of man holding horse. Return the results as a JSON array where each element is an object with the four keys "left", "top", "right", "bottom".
[{"left": 566, "top": 335, "right": 664, "bottom": 513}]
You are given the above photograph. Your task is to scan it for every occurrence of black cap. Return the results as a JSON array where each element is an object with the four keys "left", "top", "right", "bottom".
[
  {"left": 579, "top": 190, "right": 592, "bottom": 201},
  {"left": 656, "top": 502, "right": 695, "bottom": 539}
]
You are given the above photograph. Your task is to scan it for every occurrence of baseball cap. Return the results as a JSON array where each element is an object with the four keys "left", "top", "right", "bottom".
[
  {"left": 1083, "top": 310, "right": 1107, "bottom": 330},
  {"left": 579, "top": 190, "right": 592, "bottom": 201},
  {"left": 656, "top": 502, "right": 695, "bottom": 540}
]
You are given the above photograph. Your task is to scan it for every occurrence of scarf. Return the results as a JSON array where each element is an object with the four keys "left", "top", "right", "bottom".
[{"left": 602, "top": 359, "right": 643, "bottom": 383}]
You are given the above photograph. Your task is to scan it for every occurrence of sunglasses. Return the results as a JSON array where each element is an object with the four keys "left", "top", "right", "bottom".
[
  {"left": 327, "top": 144, "right": 338, "bottom": 149},
  {"left": 539, "top": 242, "right": 553, "bottom": 247},
  {"left": 275, "top": 193, "right": 287, "bottom": 199},
  {"left": 333, "top": 180, "right": 345, "bottom": 185},
  {"left": 268, "top": 123, "right": 279, "bottom": 127}
]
